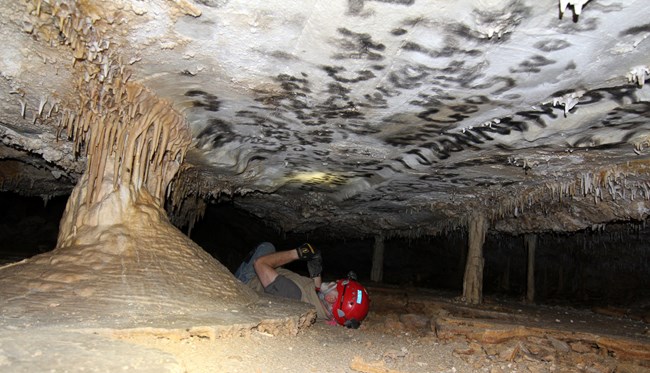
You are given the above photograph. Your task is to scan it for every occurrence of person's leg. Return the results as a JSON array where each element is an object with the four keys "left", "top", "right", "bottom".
[
  {"left": 234, "top": 242, "right": 276, "bottom": 284},
  {"left": 253, "top": 249, "right": 299, "bottom": 287},
  {"left": 263, "top": 275, "right": 302, "bottom": 300}
]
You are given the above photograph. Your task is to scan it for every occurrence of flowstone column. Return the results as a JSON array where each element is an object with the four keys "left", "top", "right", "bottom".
[
  {"left": 525, "top": 234, "right": 537, "bottom": 304},
  {"left": 371, "top": 234, "right": 384, "bottom": 283},
  {"left": 0, "top": 1, "right": 311, "bottom": 330},
  {"left": 462, "top": 213, "right": 488, "bottom": 304}
]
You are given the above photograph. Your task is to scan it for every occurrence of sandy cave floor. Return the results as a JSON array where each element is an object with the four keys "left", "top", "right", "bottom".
[
  {"left": 3, "top": 285, "right": 647, "bottom": 373},
  {"left": 116, "top": 288, "right": 650, "bottom": 373}
]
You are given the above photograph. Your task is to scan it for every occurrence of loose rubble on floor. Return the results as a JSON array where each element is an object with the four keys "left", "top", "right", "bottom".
[{"left": 344, "top": 286, "right": 650, "bottom": 373}]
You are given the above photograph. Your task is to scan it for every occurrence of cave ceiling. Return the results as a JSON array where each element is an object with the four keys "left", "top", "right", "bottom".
[{"left": 1, "top": 0, "right": 650, "bottom": 238}]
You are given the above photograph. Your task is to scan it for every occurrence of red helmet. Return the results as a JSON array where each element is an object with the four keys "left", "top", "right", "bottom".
[{"left": 332, "top": 278, "right": 370, "bottom": 328}]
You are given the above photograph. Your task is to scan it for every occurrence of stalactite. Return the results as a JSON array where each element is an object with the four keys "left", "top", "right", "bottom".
[
  {"left": 549, "top": 91, "right": 582, "bottom": 116},
  {"left": 487, "top": 161, "right": 650, "bottom": 227},
  {"left": 627, "top": 66, "right": 649, "bottom": 87},
  {"left": 559, "top": 0, "right": 590, "bottom": 17},
  {"left": 25, "top": 0, "right": 191, "bottom": 208},
  {"left": 18, "top": 98, "right": 26, "bottom": 118}
]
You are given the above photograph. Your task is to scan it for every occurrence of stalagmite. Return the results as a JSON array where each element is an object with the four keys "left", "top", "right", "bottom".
[
  {"left": 371, "top": 234, "right": 384, "bottom": 283},
  {"left": 462, "top": 213, "right": 488, "bottom": 305},
  {"left": 525, "top": 234, "right": 537, "bottom": 304}
]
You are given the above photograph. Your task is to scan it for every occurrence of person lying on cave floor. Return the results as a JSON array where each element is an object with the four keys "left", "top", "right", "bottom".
[{"left": 234, "top": 242, "right": 370, "bottom": 328}]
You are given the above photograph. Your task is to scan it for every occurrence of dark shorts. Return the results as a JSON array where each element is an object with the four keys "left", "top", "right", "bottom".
[{"left": 264, "top": 275, "right": 302, "bottom": 300}]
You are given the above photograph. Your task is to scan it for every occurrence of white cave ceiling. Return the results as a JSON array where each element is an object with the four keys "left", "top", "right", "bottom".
[{"left": 1, "top": 0, "right": 650, "bottom": 238}]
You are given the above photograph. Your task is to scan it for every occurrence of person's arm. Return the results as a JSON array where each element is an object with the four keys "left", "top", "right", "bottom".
[
  {"left": 304, "top": 245, "right": 323, "bottom": 289},
  {"left": 313, "top": 275, "right": 322, "bottom": 289}
]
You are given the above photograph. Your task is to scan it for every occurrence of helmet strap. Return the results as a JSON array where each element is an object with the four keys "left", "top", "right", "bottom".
[{"left": 336, "top": 280, "right": 350, "bottom": 321}]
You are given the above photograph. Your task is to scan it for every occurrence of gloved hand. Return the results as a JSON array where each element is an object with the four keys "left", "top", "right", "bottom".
[
  {"left": 296, "top": 243, "right": 319, "bottom": 261},
  {"left": 307, "top": 252, "right": 322, "bottom": 278}
]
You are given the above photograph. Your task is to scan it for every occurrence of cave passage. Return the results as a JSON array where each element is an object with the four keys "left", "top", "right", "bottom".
[{"left": 3, "top": 191, "right": 648, "bottom": 309}]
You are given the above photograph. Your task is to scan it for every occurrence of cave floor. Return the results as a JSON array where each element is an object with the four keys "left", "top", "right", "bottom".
[{"left": 1, "top": 283, "right": 648, "bottom": 373}]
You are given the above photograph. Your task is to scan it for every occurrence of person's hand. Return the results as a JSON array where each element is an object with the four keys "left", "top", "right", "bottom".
[
  {"left": 307, "top": 252, "right": 322, "bottom": 278},
  {"left": 296, "top": 243, "right": 319, "bottom": 261}
]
